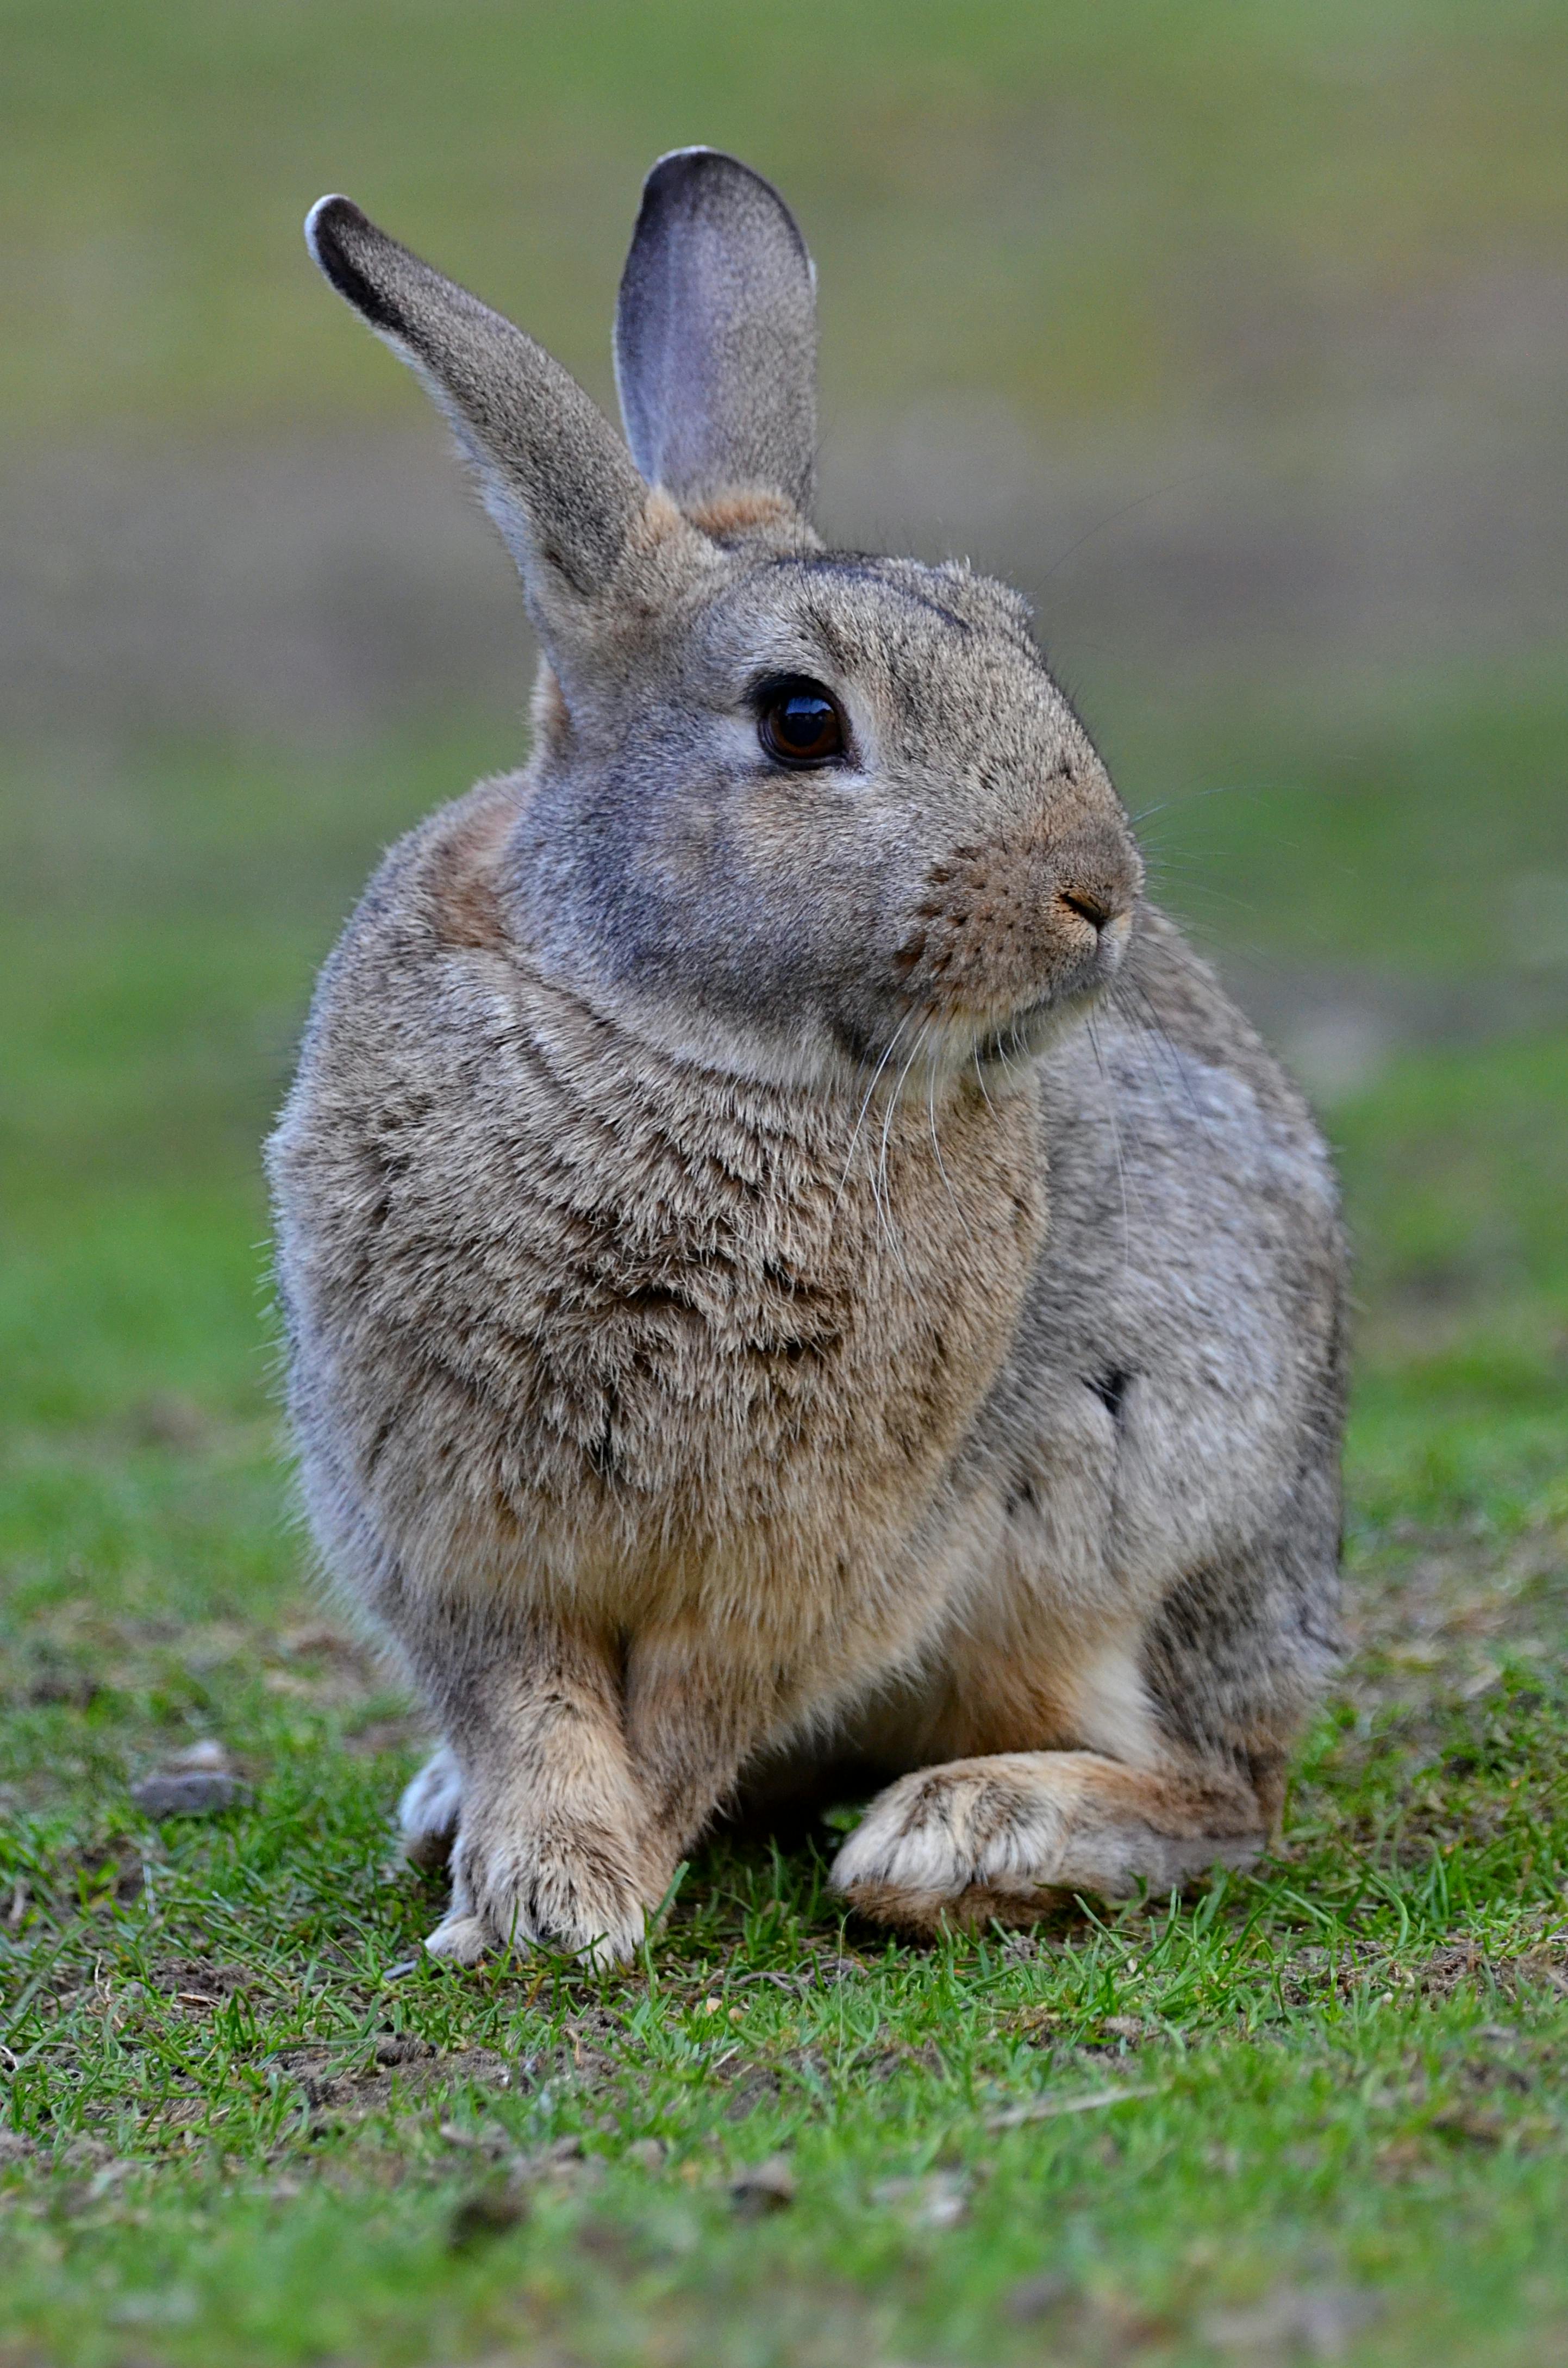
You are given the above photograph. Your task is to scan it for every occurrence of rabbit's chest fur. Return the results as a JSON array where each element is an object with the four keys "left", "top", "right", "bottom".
[{"left": 271, "top": 785, "right": 1045, "bottom": 1670}]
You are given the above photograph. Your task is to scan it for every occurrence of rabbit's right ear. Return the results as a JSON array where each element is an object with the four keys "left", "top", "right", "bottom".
[
  {"left": 305, "top": 196, "right": 648, "bottom": 666},
  {"left": 614, "top": 149, "right": 818, "bottom": 520}
]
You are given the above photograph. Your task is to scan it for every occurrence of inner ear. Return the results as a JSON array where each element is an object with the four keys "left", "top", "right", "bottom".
[{"left": 614, "top": 148, "right": 818, "bottom": 520}]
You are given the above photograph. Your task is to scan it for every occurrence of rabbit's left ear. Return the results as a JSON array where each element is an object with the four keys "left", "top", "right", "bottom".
[
  {"left": 614, "top": 148, "right": 817, "bottom": 519},
  {"left": 305, "top": 195, "right": 648, "bottom": 668}
]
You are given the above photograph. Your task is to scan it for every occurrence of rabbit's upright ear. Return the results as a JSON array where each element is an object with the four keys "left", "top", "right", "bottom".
[
  {"left": 305, "top": 197, "right": 648, "bottom": 656},
  {"left": 614, "top": 149, "right": 817, "bottom": 520}
]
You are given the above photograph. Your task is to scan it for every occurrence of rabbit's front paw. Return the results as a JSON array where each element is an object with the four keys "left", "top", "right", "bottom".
[{"left": 427, "top": 1815, "right": 649, "bottom": 1969}]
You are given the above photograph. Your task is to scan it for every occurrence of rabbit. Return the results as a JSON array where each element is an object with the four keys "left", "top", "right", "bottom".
[{"left": 267, "top": 148, "right": 1347, "bottom": 1967}]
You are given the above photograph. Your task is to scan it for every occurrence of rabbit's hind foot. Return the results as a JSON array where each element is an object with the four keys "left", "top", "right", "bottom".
[
  {"left": 828, "top": 1750, "right": 1265, "bottom": 1936},
  {"left": 397, "top": 1742, "right": 463, "bottom": 1872}
]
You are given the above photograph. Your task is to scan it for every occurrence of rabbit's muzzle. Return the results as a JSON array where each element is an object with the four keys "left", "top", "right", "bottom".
[{"left": 890, "top": 819, "right": 1140, "bottom": 1038}]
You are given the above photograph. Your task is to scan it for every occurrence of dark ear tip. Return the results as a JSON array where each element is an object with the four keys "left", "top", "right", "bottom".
[
  {"left": 642, "top": 146, "right": 768, "bottom": 194},
  {"left": 640, "top": 147, "right": 805, "bottom": 247},
  {"left": 644, "top": 145, "right": 735, "bottom": 183},
  {"left": 304, "top": 195, "right": 402, "bottom": 333},
  {"left": 304, "top": 194, "right": 364, "bottom": 268}
]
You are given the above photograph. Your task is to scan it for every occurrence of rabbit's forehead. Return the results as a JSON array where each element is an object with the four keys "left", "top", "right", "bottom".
[{"left": 697, "top": 552, "right": 1053, "bottom": 698}]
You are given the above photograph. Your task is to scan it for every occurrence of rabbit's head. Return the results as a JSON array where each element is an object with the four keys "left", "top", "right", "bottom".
[{"left": 307, "top": 150, "right": 1142, "bottom": 1090}]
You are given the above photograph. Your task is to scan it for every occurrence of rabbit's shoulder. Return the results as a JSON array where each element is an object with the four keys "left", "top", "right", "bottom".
[
  {"left": 1014, "top": 902, "right": 1344, "bottom": 1437},
  {"left": 1034, "top": 902, "right": 1341, "bottom": 1288},
  {"left": 1109, "top": 903, "right": 1324, "bottom": 1150},
  {"left": 319, "top": 772, "right": 526, "bottom": 989}
]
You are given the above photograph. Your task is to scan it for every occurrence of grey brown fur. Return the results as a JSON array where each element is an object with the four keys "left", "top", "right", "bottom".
[{"left": 270, "top": 151, "right": 1346, "bottom": 1964}]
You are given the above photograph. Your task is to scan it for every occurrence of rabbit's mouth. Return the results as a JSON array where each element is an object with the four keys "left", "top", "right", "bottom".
[{"left": 940, "top": 901, "right": 1135, "bottom": 1073}]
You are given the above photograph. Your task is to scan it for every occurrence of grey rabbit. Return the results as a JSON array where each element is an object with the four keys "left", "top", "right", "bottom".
[{"left": 268, "top": 148, "right": 1346, "bottom": 1965}]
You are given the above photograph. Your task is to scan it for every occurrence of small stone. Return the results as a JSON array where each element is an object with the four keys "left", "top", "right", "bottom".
[
  {"left": 730, "top": 2154, "right": 797, "bottom": 2215},
  {"left": 131, "top": 1738, "right": 246, "bottom": 1818},
  {"left": 871, "top": 2171, "right": 969, "bottom": 2228},
  {"left": 447, "top": 2181, "right": 527, "bottom": 2251},
  {"left": 167, "top": 1739, "right": 231, "bottom": 1771},
  {"left": 1202, "top": 2283, "right": 1382, "bottom": 2359},
  {"left": 105, "top": 2286, "right": 198, "bottom": 2329},
  {"left": 624, "top": 2137, "right": 666, "bottom": 2171},
  {"left": 1100, "top": 2015, "right": 1146, "bottom": 2042},
  {"left": 373, "top": 2033, "right": 436, "bottom": 2066},
  {"left": 130, "top": 1769, "right": 247, "bottom": 1818},
  {"left": 1005, "top": 2271, "right": 1075, "bottom": 2321}
]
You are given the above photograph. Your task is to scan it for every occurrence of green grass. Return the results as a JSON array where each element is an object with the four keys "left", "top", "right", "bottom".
[{"left": 2, "top": 658, "right": 1567, "bottom": 2364}]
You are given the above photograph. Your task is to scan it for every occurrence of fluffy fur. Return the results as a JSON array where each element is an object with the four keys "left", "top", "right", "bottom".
[{"left": 270, "top": 150, "right": 1346, "bottom": 1964}]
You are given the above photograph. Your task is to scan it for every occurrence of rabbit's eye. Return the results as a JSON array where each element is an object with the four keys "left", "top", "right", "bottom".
[{"left": 757, "top": 677, "right": 846, "bottom": 768}]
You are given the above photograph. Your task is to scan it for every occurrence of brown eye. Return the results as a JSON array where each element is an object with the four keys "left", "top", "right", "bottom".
[{"left": 757, "top": 676, "right": 846, "bottom": 768}]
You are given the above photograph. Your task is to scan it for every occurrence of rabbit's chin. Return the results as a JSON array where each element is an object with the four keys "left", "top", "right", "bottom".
[
  {"left": 620, "top": 991, "right": 1104, "bottom": 1106},
  {"left": 608, "top": 985, "right": 1109, "bottom": 1107},
  {"left": 965, "top": 979, "right": 1110, "bottom": 1078}
]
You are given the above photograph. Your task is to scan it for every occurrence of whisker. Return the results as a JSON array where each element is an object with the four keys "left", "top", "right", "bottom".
[
  {"left": 991, "top": 1021, "right": 1030, "bottom": 1094},
  {"left": 873, "top": 1023, "right": 931, "bottom": 1289},
  {"left": 1108, "top": 977, "right": 1216, "bottom": 1148},
  {"left": 1129, "top": 780, "right": 1295, "bottom": 830},
  {"left": 1038, "top": 469, "right": 1210, "bottom": 587},
  {"left": 832, "top": 1013, "right": 911, "bottom": 1219},
  {"left": 925, "top": 1026, "right": 976, "bottom": 1247}
]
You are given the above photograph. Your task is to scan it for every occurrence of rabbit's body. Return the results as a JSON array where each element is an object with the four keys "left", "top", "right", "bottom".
[
  {"left": 273, "top": 772, "right": 1046, "bottom": 1725},
  {"left": 270, "top": 152, "right": 1346, "bottom": 1961}
]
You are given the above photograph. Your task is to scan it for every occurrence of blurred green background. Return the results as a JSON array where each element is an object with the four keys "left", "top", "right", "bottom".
[{"left": 2, "top": 0, "right": 1565, "bottom": 1572}]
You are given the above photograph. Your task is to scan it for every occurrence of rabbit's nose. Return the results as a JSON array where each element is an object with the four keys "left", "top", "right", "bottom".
[{"left": 1057, "top": 886, "right": 1121, "bottom": 933}]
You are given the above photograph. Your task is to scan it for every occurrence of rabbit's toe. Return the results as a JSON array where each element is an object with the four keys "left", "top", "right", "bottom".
[
  {"left": 424, "top": 1910, "right": 490, "bottom": 1966},
  {"left": 398, "top": 1744, "right": 463, "bottom": 1871}
]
